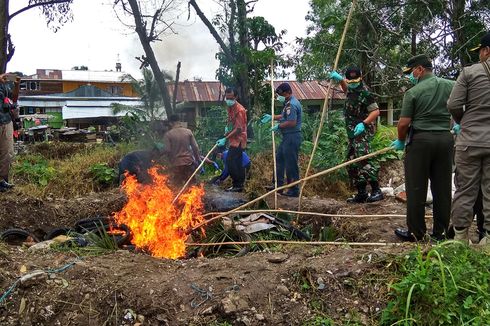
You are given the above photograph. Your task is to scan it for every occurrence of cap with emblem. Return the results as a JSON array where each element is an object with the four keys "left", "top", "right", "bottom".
[
  {"left": 470, "top": 31, "right": 490, "bottom": 52},
  {"left": 275, "top": 82, "right": 292, "bottom": 95},
  {"left": 345, "top": 66, "right": 362, "bottom": 83},
  {"left": 402, "top": 54, "right": 433, "bottom": 74}
]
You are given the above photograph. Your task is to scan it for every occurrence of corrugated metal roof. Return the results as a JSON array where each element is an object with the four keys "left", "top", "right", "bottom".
[{"left": 167, "top": 80, "right": 344, "bottom": 102}]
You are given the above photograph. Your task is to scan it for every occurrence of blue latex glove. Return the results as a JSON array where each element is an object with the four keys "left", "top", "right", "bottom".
[
  {"left": 452, "top": 124, "right": 461, "bottom": 135},
  {"left": 216, "top": 138, "right": 226, "bottom": 147},
  {"left": 212, "top": 162, "right": 220, "bottom": 170},
  {"left": 329, "top": 71, "right": 344, "bottom": 82},
  {"left": 353, "top": 122, "right": 366, "bottom": 137},
  {"left": 225, "top": 124, "right": 233, "bottom": 134},
  {"left": 391, "top": 139, "right": 405, "bottom": 151},
  {"left": 200, "top": 166, "right": 205, "bottom": 174},
  {"left": 261, "top": 114, "right": 272, "bottom": 124},
  {"left": 270, "top": 123, "right": 279, "bottom": 133}
]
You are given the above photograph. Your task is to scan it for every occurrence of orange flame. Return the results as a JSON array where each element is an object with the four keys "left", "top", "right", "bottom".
[{"left": 113, "top": 166, "right": 205, "bottom": 259}]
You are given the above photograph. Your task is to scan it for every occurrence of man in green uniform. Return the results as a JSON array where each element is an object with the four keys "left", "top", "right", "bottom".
[
  {"left": 392, "top": 54, "right": 454, "bottom": 242},
  {"left": 329, "top": 67, "right": 383, "bottom": 203}
]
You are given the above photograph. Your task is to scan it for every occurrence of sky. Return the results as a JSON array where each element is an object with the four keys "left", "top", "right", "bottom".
[{"left": 8, "top": 0, "right": 310, "bottom": 80}]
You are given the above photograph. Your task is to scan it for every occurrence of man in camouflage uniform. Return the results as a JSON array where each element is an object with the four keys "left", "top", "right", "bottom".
[{"left": 330, "top": 67, "right": 383, "bottom": 203}]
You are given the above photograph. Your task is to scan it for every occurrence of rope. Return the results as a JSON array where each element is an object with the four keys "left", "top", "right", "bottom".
[
  {"left": 202, "top": 209, "right": 433, "bottom": 219},
  {"left": 0, "top": 259, "right": 79, "bottom": 305},
  {"left": 188, "top": 240, "right": 407, "bottom": 247}
]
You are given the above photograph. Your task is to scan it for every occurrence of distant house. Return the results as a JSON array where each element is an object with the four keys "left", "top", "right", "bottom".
[
  {"left": 167, "top": 80, "right": 346, "bottom": 127},
  {"left": 18, "top": 68, "right": 141, "bottom": 129}
]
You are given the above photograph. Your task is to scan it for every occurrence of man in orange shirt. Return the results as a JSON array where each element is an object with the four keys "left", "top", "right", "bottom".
[{"left": 216, "top": 87, "right": 248, "bottom": 192}]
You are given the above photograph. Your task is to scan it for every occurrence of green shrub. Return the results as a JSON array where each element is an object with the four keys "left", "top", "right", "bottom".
[
  {"left": 381, "top": 243, "right": 490, "bottom": 325},
  {"left": 89, "top": 163, "right": 118, "bottom": 187},
  {"left": 13, "top": 155, "right": 56, "bottom": 186}
]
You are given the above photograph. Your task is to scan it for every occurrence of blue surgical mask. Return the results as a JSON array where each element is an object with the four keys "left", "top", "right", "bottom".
[
  {"left": 347, "top": 82, "right": 360, "bottom": 90},
  {"left": 277, "top": 95, "right": 286, "bottom": 103},
  {"left": 408, "top": 72, "right": 418, "bottom": 85},
  {"left": 225, "top": 99, "right": 236, "bottom": 107}
]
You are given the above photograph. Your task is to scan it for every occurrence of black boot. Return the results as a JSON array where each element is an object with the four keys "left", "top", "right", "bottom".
[
  {"left": 347, "top": 183, "right": 368, "bottom": 203},
  {"left": 367, "top": 181, "right": 384, "bottom": 202}
]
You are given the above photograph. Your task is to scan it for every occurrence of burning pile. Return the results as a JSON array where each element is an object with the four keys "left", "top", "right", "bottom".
[{"left": 113, "top": 167, "right": 205, "bottom": 259}]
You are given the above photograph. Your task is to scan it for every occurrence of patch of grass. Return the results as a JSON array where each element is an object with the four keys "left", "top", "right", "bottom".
[
  {"left": 12, "top": 143, "right": 135, "bottom": 198},
  {"left": 52, "top": 224, "right": 118, "bottom": 257},
  {"left": 303, "top": 316, "right": 334, "bottom": 326},
  {"left": 381, "top": 242, "right": 490, "bottom": 325}
]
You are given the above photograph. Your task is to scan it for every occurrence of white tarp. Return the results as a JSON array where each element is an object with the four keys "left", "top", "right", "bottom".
[{"left": 62, "top": 99, "right": 140, "bottom": 120}]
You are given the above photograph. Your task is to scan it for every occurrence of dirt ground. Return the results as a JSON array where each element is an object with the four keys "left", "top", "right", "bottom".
[{"left": 0, "top": 158, "right": 466, "bottom": 325}]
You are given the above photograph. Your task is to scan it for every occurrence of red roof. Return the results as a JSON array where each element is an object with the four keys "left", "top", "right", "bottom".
[{"left": 167, "top": 80, "right": 345, "bottom": 103}]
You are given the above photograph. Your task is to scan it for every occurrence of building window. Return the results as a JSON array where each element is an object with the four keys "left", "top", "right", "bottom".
[
  {"left": 20, "top": 81, "right": 40, "bottom": 91},
  {"left": 107, "top": 86, "right": 123, "bottom": 96}
]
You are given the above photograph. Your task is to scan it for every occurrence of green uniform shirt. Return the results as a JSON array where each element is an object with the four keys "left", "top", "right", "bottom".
[{"left": 400, "top": 73, "right": 454, "bottom": 131}]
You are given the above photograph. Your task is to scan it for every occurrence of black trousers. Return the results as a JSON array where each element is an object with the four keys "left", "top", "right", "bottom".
[
  {"left": 405, "top": 131, "right": 454, "bottom": 239},
  {"left": 227, "top": 146, "right": 245, "bottom": 188}
]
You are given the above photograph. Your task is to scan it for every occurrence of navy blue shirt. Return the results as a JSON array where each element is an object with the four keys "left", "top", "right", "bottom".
[{"left": 279, "top": 95, "right": 302, "bottom": 134}]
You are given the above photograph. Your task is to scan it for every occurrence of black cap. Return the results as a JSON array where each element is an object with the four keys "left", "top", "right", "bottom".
[
  {"left": 345, "top": 66, "right": 362, "bottom": 81},
  {"left": 275, "top": 82, "right": 292, "bottom": 95},
  {"left": 402, "top": 54, "right": 433, "bottom": 74},
  {"left": 470, "top": 31, "right": 490, "bottom": 52}
]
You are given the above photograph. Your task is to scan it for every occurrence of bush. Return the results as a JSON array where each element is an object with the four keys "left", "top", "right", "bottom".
[
  {"left": 89, "top": 163, "right": 118, "bottom": 187},
  {"left": 13, "top": 155, "right": 56, "bottom": 186},
  {"left": 381, "top": 243, "right": 490, "bottom": 325}
]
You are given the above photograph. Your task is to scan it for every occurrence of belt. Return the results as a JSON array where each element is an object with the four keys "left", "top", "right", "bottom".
[{"left": 413, "top": 129, "right": 449, "bottom": 134}]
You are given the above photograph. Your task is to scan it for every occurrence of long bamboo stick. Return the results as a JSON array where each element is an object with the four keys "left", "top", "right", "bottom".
[
  {"left": 188, "top": 240, "right": 406, "bottom": 247},
  {"left": 190, "top": 146, "right": 392, "bottom": 232},
  {"left": 202, "top": 209, "right": 433, "bottom": 219},
  {"left": 270, "top": 60, "right": 278, "bottom": 209},
  {"left": 172, "top": 143, "right": 218, "bottom": 204},
  {"left": 298, "top": 0, "right": 358, "bottom": 214}
]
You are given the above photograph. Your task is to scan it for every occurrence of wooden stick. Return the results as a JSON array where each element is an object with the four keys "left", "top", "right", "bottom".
[
  {"left": 298, "top": 0, "right": 358, "bottom": 214},
  {"left": 172, "top": 143, "right": 218, "bottom": 204},
  {"left": 188, "top": 240, "right": 406, "bottom": 247},
  {"left": 190, "top": 147, "right": 392, "bottom": 232},
  {"left": 270, "top": 60, "right": 278, "bottom": 209},
  {"left": 202, "top": 209, "right": 433, "bottom": 219}
]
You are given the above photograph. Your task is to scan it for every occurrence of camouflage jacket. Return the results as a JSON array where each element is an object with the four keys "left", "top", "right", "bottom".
[{"left": 343, "top": 85, "right": 378, "bottom": 139}]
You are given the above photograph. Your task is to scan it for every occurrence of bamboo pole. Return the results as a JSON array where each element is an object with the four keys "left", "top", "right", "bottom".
[
  {"left": 270, "top": 60, "right": 278, "bottom": 209},
  {"left": 172, "top": 143, "right": 218, "bottom": 204},
  {"left": 190, "top": 146, "right": 392, "bottom": 232},
  {"left": 188, "top": 240, "right": 406, "bottom": 247},
  {"left": 202, "top": 209, "right": 433, "bottom": 219},
  {"left": 297, "top": 0, "right": 358, "bottom": 214}
]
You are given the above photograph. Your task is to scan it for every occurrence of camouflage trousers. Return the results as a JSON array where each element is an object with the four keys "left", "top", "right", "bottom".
[{"left": 346, "top": 134, "right": 379, "bottom": 187}]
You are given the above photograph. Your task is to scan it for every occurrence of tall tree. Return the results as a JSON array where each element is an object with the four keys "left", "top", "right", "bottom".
[
  {"left": 295, "top": 0, "right": 489, "bottom": 96},
  {"left": 0, "top": 0, "right": 74, "bottom": 73},
  {"left": 188, "top": 0, "right": 285, "bottom": 121},
  {"left": 114, "top": 0, "right": 184, "bottom": 118}
]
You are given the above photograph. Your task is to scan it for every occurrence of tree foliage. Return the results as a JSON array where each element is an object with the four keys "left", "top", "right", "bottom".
[
  {"left": 0, "top": 0, "right": 74, "bottom": 72},
  {"left": 294, "top": 0, "right": 490, "bottom": 96},
  {"left": 189, "top": 0, "right": 288, "bottom": 119}
]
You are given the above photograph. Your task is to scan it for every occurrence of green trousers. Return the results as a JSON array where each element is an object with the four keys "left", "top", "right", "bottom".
[{"left": 404, "top": 131, "right": 454, "bottom": 239}]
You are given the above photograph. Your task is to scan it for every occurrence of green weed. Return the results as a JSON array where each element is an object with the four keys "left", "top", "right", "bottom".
[
  {"left": 381, "top": 242, "right": 490, "bottom": 325},
  {"left": 13, "top": 155, "right": 56, "bottom": 186},
  {"left": 90, "top": 163, "right": 118, "bottom": 187},
  {"left": 303, "top": 316, "right": 335, "bottom": 326}
]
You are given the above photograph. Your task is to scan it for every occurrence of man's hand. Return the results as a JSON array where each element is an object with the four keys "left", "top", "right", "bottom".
[
  {"left": 270, "top": 123, "right": 279, "bottom": 133},
  {"left": 329, "top": 71, "right": 344, "bottom": 83},
  {"left": 353, "top": 122, "right": 366, "bottom": 137},
  {"left": 391, "top": 139, "right": 405, "bottom": 151},
  {"left": 216, "top": 138, "right": 226, "bottom": 147},
  {"left": 260, "top": 114, "right": 272, "bottom": 124},
  {"left": 224, "top": 124, "right": 233, "bottom": 134},
  {"left": 452, "top": 124, "right": 461, "bottom": 135}
]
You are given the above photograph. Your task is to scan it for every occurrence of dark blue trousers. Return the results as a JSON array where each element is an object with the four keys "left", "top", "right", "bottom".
[{"left": 276, "top": 132, "right": 301, "bottom": 193}]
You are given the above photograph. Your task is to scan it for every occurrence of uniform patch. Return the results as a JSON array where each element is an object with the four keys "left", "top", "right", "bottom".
[{"left": 286, "top": 108, "right": 291, "bottom": 115}]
